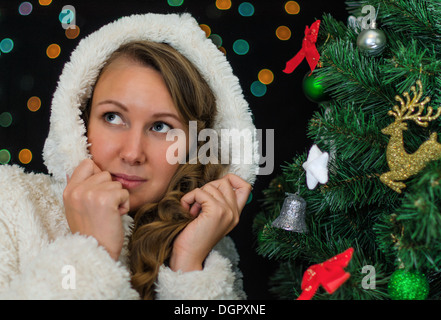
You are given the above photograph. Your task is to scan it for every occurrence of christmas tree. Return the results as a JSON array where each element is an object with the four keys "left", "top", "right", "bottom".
[{"left": 254, "top": 0, "right": 441, "bottom": 300}]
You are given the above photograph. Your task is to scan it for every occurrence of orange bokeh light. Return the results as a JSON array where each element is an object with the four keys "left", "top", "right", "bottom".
[
  {"left": 276, "top": 26, "right": 291, "bottom": 40},
  {"left": 47, "top": 44, "right": 61, "bottom": 59},
  {"left": 39, "top": 0, "right": 52, "bottom": 6},
  {"left": 199, "top": 24, "right": 211, "bottom": 37},
  {"left": 27, "top": 96, "right": 41, "bottom": 112},
  {"left": 65, "top": 25, "right": 80, "bottom": 39},
  {"left": 285, "top": 1, "right": 300, "bottom": 14},
  {"left": 19, "top": 149, "right": 33, "bottom": 164},
  {"left": 258, "top": 69, "right": 274, "bottom": 85},
  {"left": 216, "top": 0, "right": 232, "bottom": 10}
]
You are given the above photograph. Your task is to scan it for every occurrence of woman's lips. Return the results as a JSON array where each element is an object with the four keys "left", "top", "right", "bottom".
[{"left": 111, "top": 173, "right": 147, "bottom": 189}]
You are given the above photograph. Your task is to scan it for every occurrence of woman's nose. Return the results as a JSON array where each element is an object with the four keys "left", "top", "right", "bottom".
[{"left": 119, "top": 130, "right": 147, "bottom": 165}]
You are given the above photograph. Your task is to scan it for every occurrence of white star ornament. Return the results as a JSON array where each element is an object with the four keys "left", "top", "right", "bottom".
[{"left": 302, "top": 145, "right": 329, "bottom": 190}]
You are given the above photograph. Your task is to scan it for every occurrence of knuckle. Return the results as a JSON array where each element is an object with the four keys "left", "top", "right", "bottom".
[
  {"left": 66, "top": 186, "right": 81, "bottom": 202},
  {"left": 99, "top": 171, "right": 112, "bottom": 181},
  {"left": 232, "top": 213, "right": 240, "bottom": 226},
  {"left": 94, "top": 191, "right": 108, "bottom": 206}
]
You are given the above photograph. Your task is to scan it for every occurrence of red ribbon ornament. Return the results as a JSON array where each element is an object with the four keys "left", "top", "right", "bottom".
[
  {"left": 283, "top": 20, "right": 321, "bottom": 74},
  {"left": 297, "top": 247, "right": 354, "bottom": 300}
]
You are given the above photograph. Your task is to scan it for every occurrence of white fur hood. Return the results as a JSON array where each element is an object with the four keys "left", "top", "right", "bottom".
[{"left": 42, "top": 12, "right": 259, "bottom": 185}]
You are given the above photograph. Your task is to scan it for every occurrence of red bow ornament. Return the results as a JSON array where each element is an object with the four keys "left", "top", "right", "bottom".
[
  {"left": 297, "top": 247, "right": 354, "bottom": 300},
  {"left": 283, "top": 20, "right": 321, "bottom": 74}
]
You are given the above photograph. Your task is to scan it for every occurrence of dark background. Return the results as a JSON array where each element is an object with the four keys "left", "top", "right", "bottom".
[{"left": 0, "top": 0, "right": 347, "bottom": 299}]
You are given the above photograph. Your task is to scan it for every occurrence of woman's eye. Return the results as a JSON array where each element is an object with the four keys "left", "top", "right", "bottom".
[
  {"left": 152, "top": 121, "right": 171, "bottom": 133},
  {"left": 104, "top": 112, "right": 124, "bottom": 125}
]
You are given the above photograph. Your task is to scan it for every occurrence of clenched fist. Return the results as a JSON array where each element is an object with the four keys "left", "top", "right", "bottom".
[{"left": 63, "top": 159, "right": 130, "bottom": 260}]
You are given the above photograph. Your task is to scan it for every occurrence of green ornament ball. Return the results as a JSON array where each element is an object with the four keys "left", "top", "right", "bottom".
[
  {"left": 302, "top": 73, "right": 328, "bottom": 103},
  {"left": 388, "top": 269, "right": 429, "bottom": 300}
]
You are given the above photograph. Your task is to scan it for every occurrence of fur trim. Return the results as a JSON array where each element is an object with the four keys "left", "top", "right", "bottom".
[
  {"left": 156, "top": 242, "right": 246, "bottom": 300},
  {"left": 155, "top": 238, "right": 246, "bottom": 300},
  {"left": 43, "top": 13, "right": 259, "bottom": 184}
]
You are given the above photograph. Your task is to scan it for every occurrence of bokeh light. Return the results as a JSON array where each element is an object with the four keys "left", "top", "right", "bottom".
[
  {"left": 285, "top": 1, "right": 300, "bottom": 14},
  {"left": 238, "top": 2, "right": 254, "bottom": 17},
  {"left": 19, "top": 149, "right": 32, "bottom": 164},
  {"left": 0, "top": 38, "right": 14, "bottom": 53},
  {"left": 65, "top": 25, "right": 80, "bottom": 39},
  {"left": 27, "top": 96, "right": 41, "bottom": 112},
  {"left": 39, "top": 0, "right": 52, "bottom": 5},
  {"left": 46, "top": 44, "right": 61, "bottom": 59},
  {"left": 216, "top": 0, "right": 232, "bottom": 10},
  {"left": 199, "top": 24, "right": 211, "bottom": 37},
  {"left": 167, "top": 0, "right": 184, "bottom": 6},
  {"left": 0, "top": 149, "right": 11, "bottom": 165},
  {"left": 0, "top": 112, "right": 12, "bottom": 128},
  {"left": 258, "top": 69, "right": 274, "bottom": 85},
  {"left": 233, "top": 39, "right": 250, "bottom": 55},
  {"left": 251, "top": 81, "right": 267, "bottom": 97},
  {"left": 209, "top": 34, "right": 223, "bottom": 48},
  {"left": 276, "top": 26, "right": 291, "bottom": 40},
  {"left": 19, "top": 2, "right": 33, "bottom": 16}
]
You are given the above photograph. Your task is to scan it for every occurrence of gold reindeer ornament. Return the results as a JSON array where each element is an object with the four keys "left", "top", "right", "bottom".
[{"left": 380, "top": 80, "right": 441, "bottom": 193}]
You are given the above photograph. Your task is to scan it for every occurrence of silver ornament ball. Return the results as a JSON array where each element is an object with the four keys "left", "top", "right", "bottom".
[{"left": 356, "top": 28, "right": 387, "bottom": 56}]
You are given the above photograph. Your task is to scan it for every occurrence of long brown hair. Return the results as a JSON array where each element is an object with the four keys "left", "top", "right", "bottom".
[{"left": 83, "top": 41, "right": 224, "bottom": 299}]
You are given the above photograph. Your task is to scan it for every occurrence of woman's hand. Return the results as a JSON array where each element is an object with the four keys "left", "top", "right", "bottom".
[
  {"left": 170, "top": 173, "right": 252, "bottom": 272},
  {"left": 63, "top": 159, "right": 130, "bottom": 261}
]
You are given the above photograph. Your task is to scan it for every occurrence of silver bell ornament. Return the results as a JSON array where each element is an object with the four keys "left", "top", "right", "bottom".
[
  {"left": 356, "top": 23, "right": 386, "bottom": 56},
  {"left": 271, "top": 193, "right": 308, "bottom": 233}
]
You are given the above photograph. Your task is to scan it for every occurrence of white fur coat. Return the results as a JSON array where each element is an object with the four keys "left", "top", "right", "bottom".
[{"left": 0, "top": 13, "right": 258, "bottom": 299}]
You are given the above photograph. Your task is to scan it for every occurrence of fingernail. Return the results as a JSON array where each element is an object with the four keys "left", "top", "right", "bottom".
[{"left": 246, "top": 192, "right": 253, "bottom": 205}]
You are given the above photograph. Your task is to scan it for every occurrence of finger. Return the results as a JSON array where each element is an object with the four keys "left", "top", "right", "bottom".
[
  {"left": 117, "top": 189, "right": 130, "bottom": 215},
  {"left": 181, "top": 188, "right": 216, "bottom": 217},
  {"left": 189, "top": 202, "right": 202, "bottom": 217},
  {"left": 202, "top": 179, "right": 236, "bottom": 208},
  {"left": 193, "top": 184, "right": 229, "bottom": 217},
  {"left": 224, "top": 174, "right": 252, "bottom": 211},
  {"left": 85, "top": 170, "right": 114, "bottom": 185},
  {"left": 68, "top": 159, "right": 101, "bottom": 185},
  {"left": 201, "top": 183, "right": 227, "bottom": 204},
  {"left": 91, "top": 160, "right": 102, "bottom": 175}
]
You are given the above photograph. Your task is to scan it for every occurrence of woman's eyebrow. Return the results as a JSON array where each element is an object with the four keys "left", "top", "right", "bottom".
[
  {"left": 151, "top": 112, "right": 182, "bottom": 122},
  {"left": 96, "top": 99, "right": 129, "bottom": 112},
  {"left": 96, "top": 100, "right": 182, "bottom": 122}
]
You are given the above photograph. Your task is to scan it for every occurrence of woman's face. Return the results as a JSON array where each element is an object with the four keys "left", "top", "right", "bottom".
[{"left": 87, "top": 56, "right": 188, "bottom": 211}]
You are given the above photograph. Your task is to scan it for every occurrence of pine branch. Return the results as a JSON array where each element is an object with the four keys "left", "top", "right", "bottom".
[
  {"left": 316, "top": 39, "right": 396, "bottom": 120},
  {"left": 307, "top": 101, "right": 388, "bottom": 169}
]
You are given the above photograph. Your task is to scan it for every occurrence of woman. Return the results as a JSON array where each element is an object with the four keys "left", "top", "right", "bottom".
[{"left": 0, "top": 13, "right": 259, "bottom": 299}]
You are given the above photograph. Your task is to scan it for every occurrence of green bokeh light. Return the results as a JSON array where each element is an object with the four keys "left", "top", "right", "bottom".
[
  {"left": 0, "top": 38, "right": 14, "bottom": 53},
  {"left": 238, "top": 2, "right": 254, "bottom": 17},
  {"left": 0, "top": 149, "right": 11, "bottom": 164},
  {"left": 251, "top": 81, "right": 267, "bottom": 97},
  {"left": 233, "top": 39, "right": 249, "bottom": 55},
  {"left": 167, "top": 0, "right": 184, "bottom": 6},
  {"left": 209, "top": 34, "right": 223, "bottom": 48},
  {"left": 0, "top": 112, "right": 12, "bottom": 127}
]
